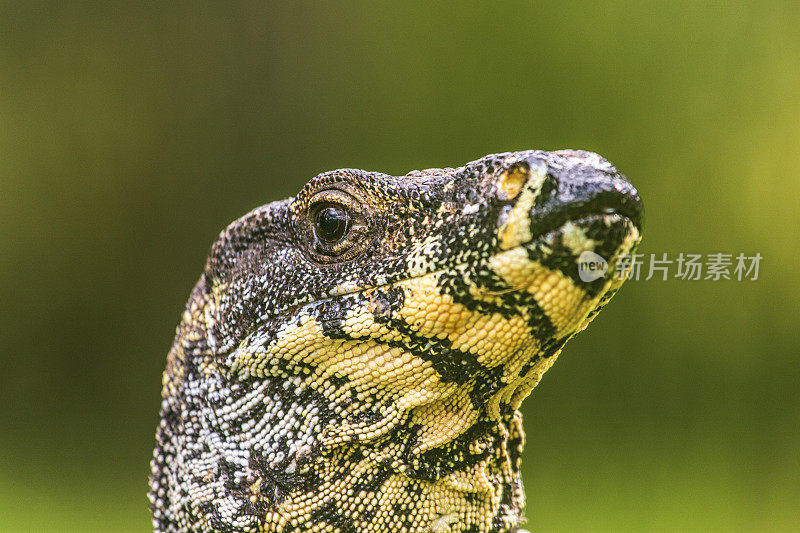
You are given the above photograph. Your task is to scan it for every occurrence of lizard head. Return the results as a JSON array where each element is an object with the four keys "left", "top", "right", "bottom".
[
  {"left": 151, "top": 150, "right": 641, "bottom": 532},
  {"left": 206, "top": 150, "right": 641, "bottom": 423}
]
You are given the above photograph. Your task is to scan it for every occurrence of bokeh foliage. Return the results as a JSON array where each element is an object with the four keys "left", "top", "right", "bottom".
[{"left": 1, "top": 2, "right": 798, "bottom": 531}]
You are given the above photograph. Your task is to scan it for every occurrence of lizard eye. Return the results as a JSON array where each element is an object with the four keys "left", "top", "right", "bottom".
[
  {"left": 315, "top": 205, "right": 350, "bottom": 243},
  {"left": 298, "top": 188, "right": 374, "bottom": 263}
]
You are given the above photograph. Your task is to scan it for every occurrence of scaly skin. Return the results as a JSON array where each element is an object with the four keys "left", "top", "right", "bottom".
[{"left": 149, "top": 150, "right": 643, "bottom": 532}]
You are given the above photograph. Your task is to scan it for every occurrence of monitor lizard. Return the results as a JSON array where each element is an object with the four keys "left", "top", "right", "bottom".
[{"left": 149, "top": 150, "right": 643, "bottom": 532}]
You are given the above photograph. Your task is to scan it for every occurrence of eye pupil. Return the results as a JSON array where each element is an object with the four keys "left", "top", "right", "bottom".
[{"left": 316, "top": 206, "right": 349, "bottom": 242}]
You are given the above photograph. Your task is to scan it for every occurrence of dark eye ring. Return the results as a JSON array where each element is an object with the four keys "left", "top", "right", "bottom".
[{"left": 314, "top": 204, "right": 350, "bottom": 243}]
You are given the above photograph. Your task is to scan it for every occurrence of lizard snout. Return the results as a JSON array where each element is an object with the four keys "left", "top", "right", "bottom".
[
  {"left": 529, "top": 150, "right": 643, "bottom": 236},
  {"left": 495, "top": 151, "right": 642, "bottom": 252}
]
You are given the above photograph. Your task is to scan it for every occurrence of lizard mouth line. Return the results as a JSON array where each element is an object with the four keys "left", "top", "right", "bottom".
[
  {"left": 532, "top": 211, "right": 640, "bottom": 245},
  {"left": 255, "top": 245, "right": 539, "bottom": 324},
  {"left": 245, "top": 221, "right": 639, "bottom": 339},
  {"left": 530, "top": 194, "right": 643, "bottom": 238}
]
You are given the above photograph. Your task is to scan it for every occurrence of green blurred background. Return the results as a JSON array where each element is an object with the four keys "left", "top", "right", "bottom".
[{"left": 2, "top": 2, "right": 798, "bottom": 531}]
